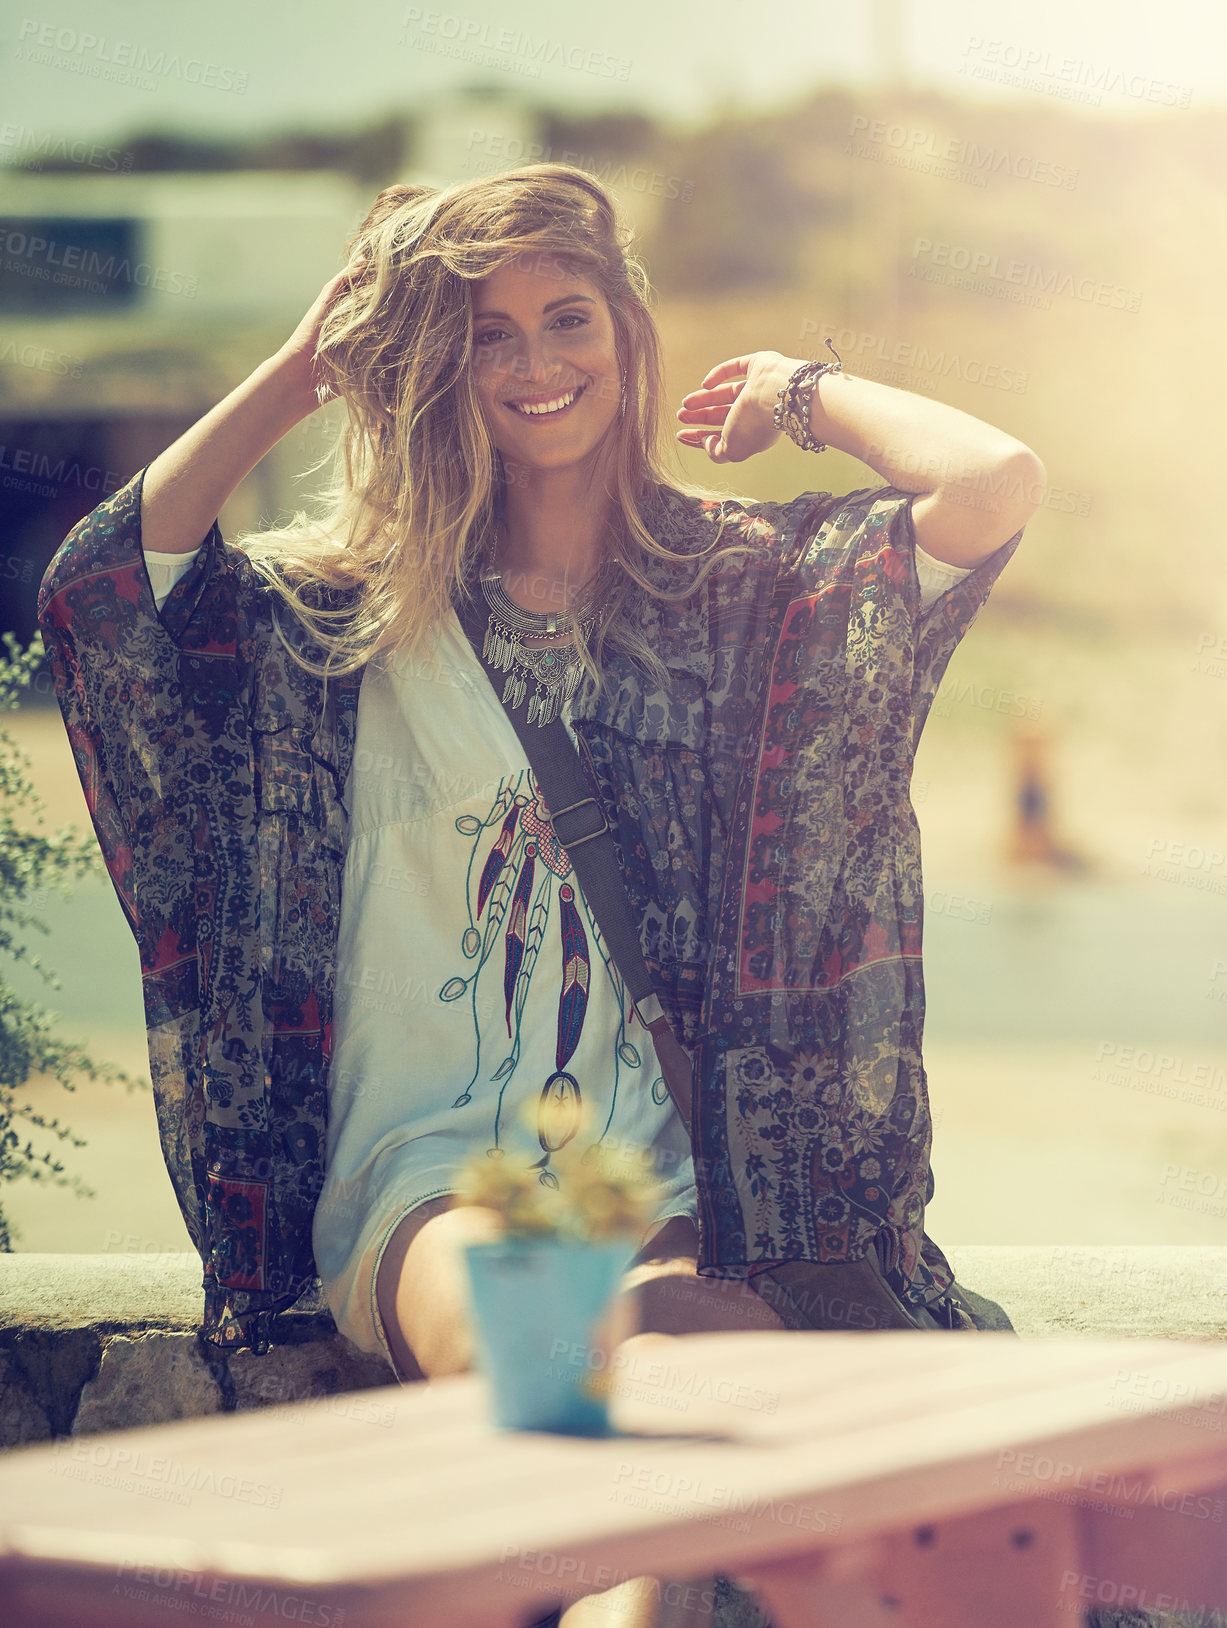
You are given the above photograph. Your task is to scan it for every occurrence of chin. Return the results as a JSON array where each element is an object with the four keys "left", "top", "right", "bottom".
[{"left": 498, "top": 432, "right": 619, "bottom": 476}]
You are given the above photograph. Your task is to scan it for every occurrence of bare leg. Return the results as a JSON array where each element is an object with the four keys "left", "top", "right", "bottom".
[
  {"left": 602, "top": 1223, "right": 783, "bottom": 1628},
  {"left": 374, "top": 1194, "right": 505, "bottom": 1381}
]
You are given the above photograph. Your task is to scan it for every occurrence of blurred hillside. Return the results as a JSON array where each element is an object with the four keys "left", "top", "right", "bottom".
[{"left": 642, "top": 89, "right": 1226, "bottom": 629}]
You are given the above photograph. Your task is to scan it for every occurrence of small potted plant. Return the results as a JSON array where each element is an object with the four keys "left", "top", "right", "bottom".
[{"left": 454, "top": 1107, "right": 664, "bottom": 1437}]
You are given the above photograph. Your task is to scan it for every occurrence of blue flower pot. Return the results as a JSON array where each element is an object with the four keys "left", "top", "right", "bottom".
[{"left": 463, "top": 1237, "right": 636, "bottom": 1436}]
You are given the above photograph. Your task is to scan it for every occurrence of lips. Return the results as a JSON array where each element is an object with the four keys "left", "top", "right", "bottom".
[{"left": 504, "top": 384, "right": 585, "bottom": 418}]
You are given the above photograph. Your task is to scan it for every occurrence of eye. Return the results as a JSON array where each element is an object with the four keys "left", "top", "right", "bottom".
[{"left": 472, "top": 311, "right": 590, "bottom": 348}]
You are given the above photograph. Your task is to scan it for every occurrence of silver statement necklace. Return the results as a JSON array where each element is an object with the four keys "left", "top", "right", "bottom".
[{"left": 480, "top": 524, "right": 611, "bottom": 727}]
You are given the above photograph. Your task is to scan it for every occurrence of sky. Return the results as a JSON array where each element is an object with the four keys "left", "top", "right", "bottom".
[{"left": 0, "top": 0, "right": 1222, "bottom": 148}]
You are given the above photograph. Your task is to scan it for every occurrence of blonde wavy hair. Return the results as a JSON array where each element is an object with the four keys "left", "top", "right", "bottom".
[{"left": 235, "top": 162, "right": 761, "bottom": 689}]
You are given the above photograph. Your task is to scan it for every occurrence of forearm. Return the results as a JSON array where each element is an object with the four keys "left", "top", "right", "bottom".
[
  {"left": 140, "top": 356, "right": 314, "bottom": 554},
  {"left": 798, "top": 365, "right": 1042, "bottom": 500}
]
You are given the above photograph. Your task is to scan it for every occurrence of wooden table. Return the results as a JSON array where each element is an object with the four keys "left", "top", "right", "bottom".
[{"left": 2, "top": 1331, "right": 1226, "bottom": 1626}]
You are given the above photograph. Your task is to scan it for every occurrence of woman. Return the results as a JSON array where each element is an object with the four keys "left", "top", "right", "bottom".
[{"left": 39, "top": 164, "right": 1042, "bottom": 1625}]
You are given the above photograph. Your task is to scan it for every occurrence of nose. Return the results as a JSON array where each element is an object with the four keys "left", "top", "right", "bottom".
[{"left": 508, "top": 339, "right": 566, "bottom": 390}]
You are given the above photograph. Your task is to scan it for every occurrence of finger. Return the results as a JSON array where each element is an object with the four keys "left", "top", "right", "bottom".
[
  {"left": 676, "top": 405, "right": 732, "bottom": 425},
  {"left": 699, "top": 356, "right": 756, "bottom": 389},
  {"left": 676, "top": 429, "right": 727, "bottom": 461},
  {"left": 680, "top": 381, "right": 744, "bottom": 407}
]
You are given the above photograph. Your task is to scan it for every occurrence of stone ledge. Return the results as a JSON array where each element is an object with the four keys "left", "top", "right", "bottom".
[
  {"left": 1, "top": 1247, "right": 1224, "bottom": 1456},
  {"left": 0, "top": 1253, "right": 388, "bottom": 1452},
  {"left": 0, "top": 1250, "right": 333, "bottom": 1334}
]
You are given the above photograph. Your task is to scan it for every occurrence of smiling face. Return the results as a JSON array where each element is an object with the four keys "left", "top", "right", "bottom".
[{"left": 468, "top": 251, "right": 623, "bottom": 480}]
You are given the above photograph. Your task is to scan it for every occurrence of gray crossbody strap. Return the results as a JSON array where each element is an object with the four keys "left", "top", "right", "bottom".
[{"left": 454, "top": 594, "right": 693, "bottom": 1132}]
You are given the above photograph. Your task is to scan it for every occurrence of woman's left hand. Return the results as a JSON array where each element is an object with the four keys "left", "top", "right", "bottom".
[{"left": 675, "top": 350, "right": 799, "bottom": 464}]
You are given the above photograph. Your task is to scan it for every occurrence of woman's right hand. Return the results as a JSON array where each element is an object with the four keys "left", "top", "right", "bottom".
[
  {"left": 268, "top": 254, "right": 368, "bottom": 420},
  {"left": 140, "top": 252, "right": 372, "bottom": 552}
]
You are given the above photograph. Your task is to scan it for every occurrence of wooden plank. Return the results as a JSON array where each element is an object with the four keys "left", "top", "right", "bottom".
[
  {"left": 0, "top": 1333, "right": 1223, "bottom": 1621},
  {"left": 742, "top": 1500, "right": 1079, "bottom": 1627},
  {"left": 1072, "top": 1477, "right": 1227, "bottom": 1615}
]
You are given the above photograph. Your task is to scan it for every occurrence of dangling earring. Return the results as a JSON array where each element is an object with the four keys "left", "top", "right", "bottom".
[{"left": 618, "top": 370, "right": 627, "bottom": 416}]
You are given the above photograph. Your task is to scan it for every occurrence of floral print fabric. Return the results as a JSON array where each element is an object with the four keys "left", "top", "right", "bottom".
[{"left": 574, "top": 482, "right": 1022, "bottom": 1317}]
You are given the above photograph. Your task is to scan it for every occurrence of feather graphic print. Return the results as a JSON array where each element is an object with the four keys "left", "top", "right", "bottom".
[
  {"left": 502, "top": 841, "right": 536, "bottom": 1034},
  {"left": 477, "top": 801, "right": 519, "bottom": 917}
]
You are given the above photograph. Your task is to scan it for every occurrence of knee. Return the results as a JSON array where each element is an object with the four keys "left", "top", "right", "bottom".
[
  {"left": 412, "top": 1320, "right": 477, "bottom": 1380},
  {"left": 383, "top": 1203, "right": 504, "bottom": 1382}
]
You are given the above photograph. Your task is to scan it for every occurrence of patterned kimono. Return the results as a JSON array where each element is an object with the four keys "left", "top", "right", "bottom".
[{"left": 36, "top": 464, "right": 1022, "bottom": 1353}]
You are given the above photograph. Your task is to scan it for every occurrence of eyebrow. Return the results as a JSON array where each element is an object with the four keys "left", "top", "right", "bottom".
[{"left": 472, "top": 294, "right": 596, "bottom": 321}]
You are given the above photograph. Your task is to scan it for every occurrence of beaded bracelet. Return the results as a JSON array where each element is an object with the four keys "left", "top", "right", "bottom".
[{"left": 772, "top": 339, "right": 844, "bottom": 453}]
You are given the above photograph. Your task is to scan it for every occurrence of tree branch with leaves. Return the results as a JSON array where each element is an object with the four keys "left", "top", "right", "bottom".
[{"left": 0, "top": 629, "right": 149, "bottom": 1251}]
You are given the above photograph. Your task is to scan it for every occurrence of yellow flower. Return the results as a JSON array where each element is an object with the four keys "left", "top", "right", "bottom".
[
  {"left": 452, "top": 1101, "right": 664, "bottom": 1241},
  {"left": 454, "top": 1154, "right": 558, "bottom": 1237}
]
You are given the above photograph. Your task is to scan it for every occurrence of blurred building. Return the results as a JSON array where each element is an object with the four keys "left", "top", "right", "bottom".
[
  {"left": 405, "top": 84, "right": 542, "bottom": 186},
  {"left": 0, "top": 167, "right": 367, "bottom": 643}
]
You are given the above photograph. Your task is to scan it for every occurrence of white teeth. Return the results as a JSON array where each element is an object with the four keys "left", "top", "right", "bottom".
[{"left": 508, "top": 387, "right": 581, "bottom": 416}]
